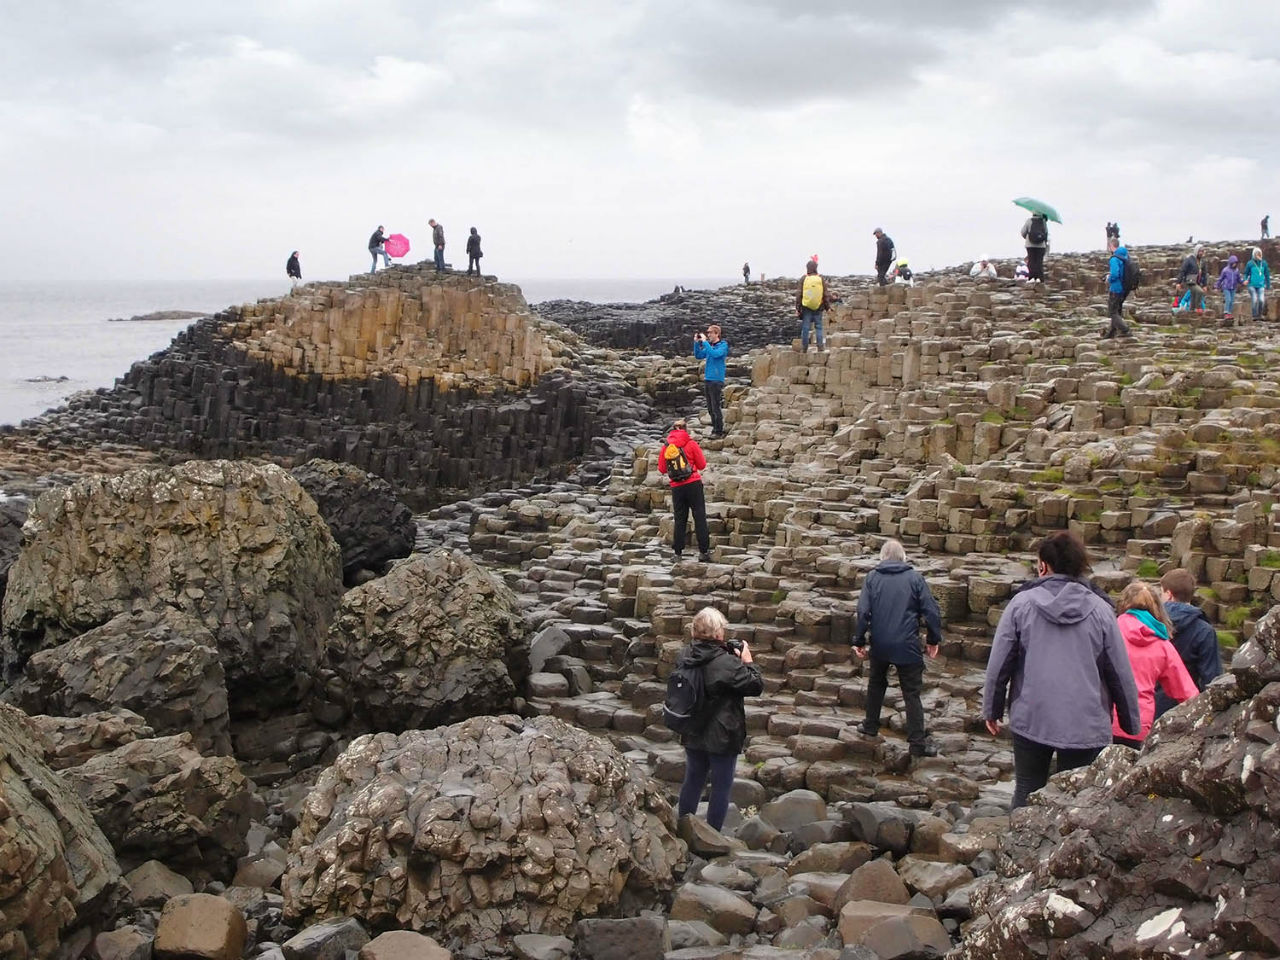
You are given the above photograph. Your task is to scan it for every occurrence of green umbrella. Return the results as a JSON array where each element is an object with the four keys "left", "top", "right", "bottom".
[{"left": 1013, "top": 197, "right": 1062, "bottom": 224}]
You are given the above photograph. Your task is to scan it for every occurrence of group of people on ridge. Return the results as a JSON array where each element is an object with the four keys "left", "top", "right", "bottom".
[{"left": 365, "top": 222, "right": 484, "bottom": 275}]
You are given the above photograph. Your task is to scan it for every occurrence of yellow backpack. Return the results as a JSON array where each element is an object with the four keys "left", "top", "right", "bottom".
[{"left": 801, "top": 274, "right": 824, "bottom": 310}]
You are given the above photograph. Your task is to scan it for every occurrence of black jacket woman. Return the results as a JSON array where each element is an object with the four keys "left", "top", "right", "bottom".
[
  {"left": 466, "top": 227, "right": 483, "bottom": 275},
  {"left": 675, "top": 606, "right": 763, "bottom": 831}
]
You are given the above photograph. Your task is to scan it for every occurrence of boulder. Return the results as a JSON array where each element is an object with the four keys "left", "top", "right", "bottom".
[
  {"left": 153, "top": 893, "right": 247, "bottom": 960},
  {"left": 669, "top": 883, "right": 758, "bottom": 935},
  {"left": 317, "top": 550, "right": 527, "bottom": 732},
  {"left": 895, "top": 855, "right": 973, "bottom": 901},
  {"left": 62, "top": 732, "right": 256, "bottom": 878},
  {"left": 360, "top": 931, "right": 453, "bottom": 960},
  {"left": 282, "top": 715, "right": 684, "bottom": 949},
  {"left": 574, "top": 915, "right": 669, "bottom": 960},
  {"left": 0, "top": 702, "right": 123, "bottom": 960},
  {"left": 759, "top": 789, "right": 826, "bottom": 833},
  {"left": 832, "top": 859, "right": 911, "bottom": 913},
  {"left": 125, "top": 859, "right": 194, "bottom": 906},
  {"left": 92, "top": 925, "right": 153, "bottom": 960},
  {"left": 954, "top": 602, "right": 1280, "bottom": 958},
  {"left": 0, "top": 495, "right": 28, "bottom": 604},
  {"left": 11, "top": 607, "right": 231, "bottom": 755},
  {"left": 20, "top": 708, "right": 154, "bottom": 770},
  {"left": 290, "top": 459, "right": 416, "bottom": 582},
  {"left": 837, "top": 901, "right": 936, "bottom": 945},
  {"left": 282, "top": 917, "right": 369, "bottom": 960},
  {"left": 0, "top": 461, "right": 343, "bottom": 718},
  {"left": 858, "top": 912, "right": 952, "bottom": 958},
  {"left": 512, "top": 932, "right": 573, "bottom": 960}
]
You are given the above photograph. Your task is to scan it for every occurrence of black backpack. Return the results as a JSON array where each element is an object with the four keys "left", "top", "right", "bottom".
[
  {"left": 1027, "top": 218, "right": 1048, "bottom": 245},
  {"left": 662, "top": 660, "right": 707, "bottom": 734},
  {"left": 1122, "top": 256, "right": 1142, "bottom": 295}
]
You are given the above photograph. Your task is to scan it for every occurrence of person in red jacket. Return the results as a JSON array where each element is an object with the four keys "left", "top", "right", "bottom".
[
  {"left": 657, "top": 418, "right": 711, "bottom": 563},
  {"left": 1111, "top": 581, "right": 1199, "bottom": 747}
]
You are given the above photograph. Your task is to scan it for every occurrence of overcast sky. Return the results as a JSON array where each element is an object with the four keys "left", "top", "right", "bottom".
[{"left": 2, "top": 0, "right": 1276, "bottom": 285}]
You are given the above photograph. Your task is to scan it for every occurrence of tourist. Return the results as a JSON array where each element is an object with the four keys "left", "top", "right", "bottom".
[
  {"left": 1177, "top": 245, "right": 1205, "bottom": 314},
  {"left": 895, "top": 258, "right": 914, "bottom": 285},
  {"left": 1216, "top": 254, "right": 1242, "bottom": 322},
  {"left": 674, "top": 606, "right": 762, "bottom": 832},
  {"left": 743, "top": 262, "right": 751, "bottom": 284},
  {"left": 795, "top": 259, "right": 831, "bottom": 352},
  {"left": 970, "top": 257, "right": 998, "bottom": 280},
  {"left": 1103, "top": 245, "right": 1133, "bottom": 339},
  {"left": 982, "top": 531, "right": 1140, "bottom": 810},
  {"left": 368, "top": 226, "right": 391, "bottom": 273},
  {"left": 430, "top": 219, "right": 446, "bottom": 272},
  {"left": 1262, "top": 215, "right": 1270, "bottom": 240},
  {"left": 873, "top": 228, "right": 896, "bottom": 286},
  {"left": 1105, "top": 222, "right": 1120, "bottom": 252},
  {"left": 1244, "top": 247, "right": 1271, "bottom": 320},
  {"left": 851, "top": 539, "right": 944, "bottom": 758},
  {"left": 1015, "top": 260, "right": 1030, "bottom": 281},
  {"left": 466, "top": 227, "right": 483, "bottom": 276},
  {"left": 657, "top": 418, "right": 711, "bottom": 563},
  {"left": 693, "top": 325, "right": 728, "bottom": 438},
  {"left": 1020, "top": 213, "right": 1049, "bottom": 283},
  {"left": 286, "top": 251, "right": 301, "bottom": 287},
  {"left": 1110, "top": 581, "right": 1198, "bottom": 748},
  {"left": 1154, "top": 569, "right": 1223, "bottom": 718}
]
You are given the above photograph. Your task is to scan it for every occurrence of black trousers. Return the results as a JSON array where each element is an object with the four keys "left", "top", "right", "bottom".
[
  {"left": 862, "top": 658, "right": 926, "bottom": 749},
  {"left": 876, "top": 261, "right": 891, "bottom": 285},
  {"left": 1026, "top": 247, "right": 1046, "bottom": 281},
  {"left": 703, "top": 380, "right": 724, "bottom": 434},
  {"left": 671, "top": 480, "right": 710, "bottom": 555},
  {"left": 1010, "top": 733, "right": 1101, "bottom": 809},
  {"left": 1106, "top": 291, "right": 1130, "bottom": 336},
  {"left": 467, "top": 255, "right": 480, "bottom": 275}
]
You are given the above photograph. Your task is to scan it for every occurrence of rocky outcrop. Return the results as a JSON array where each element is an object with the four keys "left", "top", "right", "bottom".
[
  {"left": 0, "top": 496, "right": 28, "bottom": 605},
  {"left": 955, "top": 601, "right": 1280, "bottom": 958},
  {"left": 21, "top": 708, "right": 155, "bottom": 771},
  {"left": 9, "top": 607, "right": 231, "bottom": 755},
  {"left": 0, "top": 703, "right": 123, "bottom": 958},
  {"left": 1, "top": 460, "right": 343, "bottom": 717},
  {"left": 281, "top": 715, "right": 685, "bottom": 948},
  {"left": 290, "top": 458, "right": 416, "bottom": 582},
  {"left": 317, "top": 550, "right": 527, "bottom": 733},
  {"left": 61, "top": 732, "right": 257, "bottom": 879}
]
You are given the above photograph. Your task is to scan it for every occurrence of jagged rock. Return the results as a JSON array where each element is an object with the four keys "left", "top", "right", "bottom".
[
  {"left": 832, "top": 859, "right": 910, "bottom": 913},
  {"left": 0, "top": 496, "right": 28, "bottom": 605},
  {"left": 153, "top": 893, "right": 247, "bottom": 960},
  {"left": 669, "top": 883, "right": 758, "bottom": 935},
  {"left": 126, "top": 859, "right": 194, "bottom": 906},
  {"left": 92, "top": 925, "right": 153, "bottom": 960},
  {"left": 0, "top": 461, "right": 343, "bottom": 718},
  {"left": 10, "top": 607, "right": 231, "bottom": 755},
  {"left": 0, "top": 702, "right": 123, "bottom": 959},
  {"left": 290, "top": 459, "right": 416, "bottom": 583},
  {"left": 837, "top": 901, "right": 937, "bottom": 946},
  {"left": 282, "top": 917, "right": 369, "bottom": 960},
  {"left": 359, "top": 931, "right": 453, "bottom": 960},
  {"left": 954, "top": 602, "right": 1280, "bottom": 958},
  {"left": 679, "top": 814, "right": 737, "bottom": 857},
  {"left": 317, "top": 550, "right": 527, "bottom": 732},
  {"left": 62, "top": 732, "right": 256, "bottom": 879},
  {"left": 20, "top": 708, "right": 154, "bottom": 770},
  {"left": 281, "top": 715, "right": 684, "bottom": 948},
  {"left": 857, "top": 911, "right": 951, "bottom": 958},
  {"left": 895, "top": 855, "right": 973, "bottom": 900}
]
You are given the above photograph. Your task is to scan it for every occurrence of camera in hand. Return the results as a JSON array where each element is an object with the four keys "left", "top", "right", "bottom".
[{"left": 725, "top": 638, "right": 744, "bottom": 656}]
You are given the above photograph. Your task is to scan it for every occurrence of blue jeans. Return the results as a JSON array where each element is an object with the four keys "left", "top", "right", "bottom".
[
  {"left": 678, "top": 748, "right": 738, "bottom": 831},
  {"left": 434, "top": 246, "right": 445, "bottom": 271},
  {"left": 1250, "top": 286, "right": 1267, "bottom": 318},
  {"left": 1223, "top": 288, "right": 1235, "bottom": 316},
  {"left": 370, "top": 246, "right": 390, "bottom": 271},
  {"left": 800, "top": 308, "right": 824, "bottom": 350}
]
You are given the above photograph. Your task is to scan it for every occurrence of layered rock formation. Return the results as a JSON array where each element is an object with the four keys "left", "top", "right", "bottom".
[{"left": 282, "top": 715, "right": 685, "bottom": 947}]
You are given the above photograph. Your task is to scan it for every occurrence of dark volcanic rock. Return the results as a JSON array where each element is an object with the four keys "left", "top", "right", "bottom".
[
  {"left": 0, "top": 495, "right": 28, "bottom": 604},
  {"left": 290, "top": 458, "right": 416, "bottom": 582},
  {"left": 955, "top": 601, "right": 1280, "bottom": 959}
]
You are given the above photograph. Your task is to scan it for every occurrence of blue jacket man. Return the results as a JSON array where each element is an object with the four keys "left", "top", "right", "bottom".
[
  {"left": 1155, "top": 570, "right": 1223, "bottom": 716},
  {"left": 852, "top": 540, "right": 944, "bottom": 756},
  {"left": 694, "top": 325, "right": 729, "bottom": 437},
  {"left": 1104, "top": 246, "right": 1132, "bottom": 339}
]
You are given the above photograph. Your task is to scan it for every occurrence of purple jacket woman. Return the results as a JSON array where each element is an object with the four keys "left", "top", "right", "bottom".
[{"left": 1217, "top": 255, "right": 1241, "bottom": 318}]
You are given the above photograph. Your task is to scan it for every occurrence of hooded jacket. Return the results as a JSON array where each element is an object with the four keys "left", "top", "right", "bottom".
[
  {"left": 1217, "top": 256, "right": 1241, "bottom": 291},
  {"left": 1154, "top": 600, "right": 1223, "bottom": 716},
  {"left": 1179, "top": 253, "right": 1201, "bottom": 286},
  {"left": 984, "top": 575, "right": 1140, "bottom": 749},
  {"left": 1111, "top": 611, "right": 1198, "bottom": 741},
  {"left": 675, "top": 640, "right": 763, "bottom": 755},
  {"left": 466, "top": 232, "right": 482, "bottom": 257},
  {"left": 368, "top": 229, "right": 385, "bottom": 251},
  {"left": 657, "top": 428, "right": 706, "bottom": 488},
  {"left": 1107, "top": 246, "right": 1129, "bottom": 295},
  {"left": 1245, "top": 254, "right": 1271, "bottom": 289},
  {"left": 694, "top": 337, "right": 729, "bottom": 382},
  {"left": 286, "top": 254, "right": 301, "bottom": 279},
  {"left": 852, "top": 562, "right": 944, "bottom": 665}
]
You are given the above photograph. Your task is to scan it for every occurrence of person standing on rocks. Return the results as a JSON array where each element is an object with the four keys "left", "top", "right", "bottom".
[
  {"left": 851, "top": 539, "right": 944, "bottom": 758},
  {"left": 1155, "top": 569, "right": 1223, "bottom": 717},
  {"left": 983, "top": 531, "right": 1140, "bottom": 810},
  {"left": 873, "top": 228, "right": 896, "bottom": 286},
  {"left": 1262, "top": 214, "right": 1270, "bottom": 239},
  {"left": 1021, "top": 213, "right": 1049, "bottom": 283},
  {"left": 430, "top": 219, "right": 446, "bottom": 272},
  {"left": 795, "top": 259, "right": 831, "bottom": 352},
  {"left": 286, "top": 251, "right": 301, "bottom": 287},
  {"left": 1103, "top": 245, "right": 1133, "bottom": 339},
  {"left": 1110, "top": 581, "right": 1199, "bottom": 749},
  {"left": 466, "top": 227, "right": 483, "bottom": 276},
  {"left": 693, "top": 325, "right": 728, "bottom": 438},
  {"left": 657, "top": 418, "right": 711, "bottom": 563},
  {"left": 674, "top": 606, "right": 763, "bottom": 832},
  {"left": 1177, "top": 245, "right": 1206, "bottom": 314},
  {"left": 1216, "top": 254, "right": 1242, "bottom": 322},
  {"left": 1244, "top": 246, "right": 1271, "bottom": 320},
  {"left": 743, "top": 262, "right": 751, "bottom": 284},
  {"left": 368, "top": 226, "right": 391, "bottom": 273}
]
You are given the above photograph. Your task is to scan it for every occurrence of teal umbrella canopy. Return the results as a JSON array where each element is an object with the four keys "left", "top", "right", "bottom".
[{"left": 1013, "top": 197, "right": 1062, "bottom": 224}]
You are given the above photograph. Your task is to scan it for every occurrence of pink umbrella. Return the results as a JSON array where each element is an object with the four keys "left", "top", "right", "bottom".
[{"left": 384, "top": 233, "right": 410, "bottom": 258}]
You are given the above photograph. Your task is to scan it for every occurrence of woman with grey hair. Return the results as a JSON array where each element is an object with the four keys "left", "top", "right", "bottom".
[{"left": 674, "top": 607, "right": 762, "bottom": 832}]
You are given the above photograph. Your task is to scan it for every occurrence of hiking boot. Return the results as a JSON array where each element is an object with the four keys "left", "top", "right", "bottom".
[
  {"left": 698, "top": 551, "right": 712, "bottom": 563},
  {"left": 856, "top": 725, "right": 881, "bottom": 739},
  {"left": 910, "top": 742, "right": 940, "bottom": 758}
]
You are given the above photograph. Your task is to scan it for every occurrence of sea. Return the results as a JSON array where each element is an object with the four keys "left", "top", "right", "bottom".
[{"left": 0, "top": 276, "right": 724, "bottom": 427}]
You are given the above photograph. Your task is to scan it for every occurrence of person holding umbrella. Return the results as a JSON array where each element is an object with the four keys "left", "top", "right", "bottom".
[
  {"left": 368, "top": 226, "right": 391, "bottom": 273},
  {"left": 1015, "top": 198, "right": 1059, "bottom": 284},
  {"left": 286, "top": 251, "right": 301, "bottom": 287}
]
